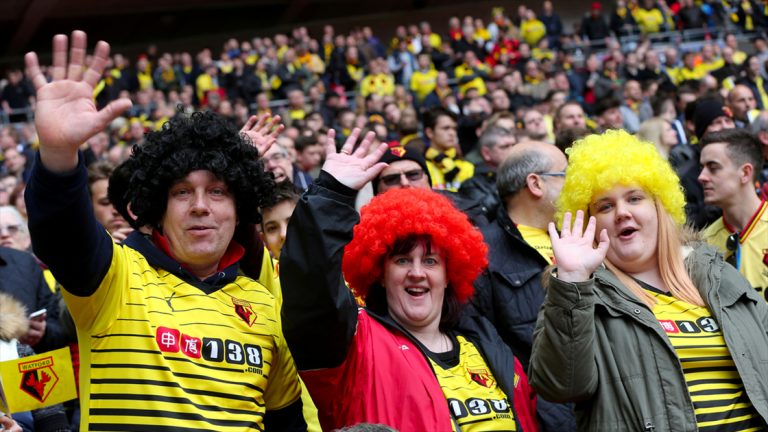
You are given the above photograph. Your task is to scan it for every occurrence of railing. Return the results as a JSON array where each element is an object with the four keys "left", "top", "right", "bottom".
[{"left": 562, "top": 25, "right": 758, "bottom": 61}]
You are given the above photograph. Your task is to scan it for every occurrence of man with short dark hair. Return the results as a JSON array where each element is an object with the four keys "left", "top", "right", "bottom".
[
  {"left": 699, "top": 128, "right": 768, "bottom": 299},
  {"left": 594, "top": 98, "right": 623, "bottom": 131},
  {"left": 423, "top": 107, "right": 474, "bottom": 191},
  {"left": 672, "top": 97, "right": 734, "bottom": 228},
  {"left": 295, "top": 133, "right": 323, "bottom": 178}
]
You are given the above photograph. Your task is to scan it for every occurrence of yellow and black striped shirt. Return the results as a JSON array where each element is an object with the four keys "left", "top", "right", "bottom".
[
  {"left": 646, "top": 289, "right": 764, "bottom": 431},
  {"left": 428, "top": 334, "right": 517, "bottom": 431},
  {"left": 62, "top": 242, "right": 301, "bottom": 431}
]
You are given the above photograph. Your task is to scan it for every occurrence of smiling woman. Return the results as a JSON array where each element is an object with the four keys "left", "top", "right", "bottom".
[
  {"left": 529, "top": 130, "right": 768, "bottom": 431},
  {"left": 280, "top": 128, "right": 539, "bottom": 431}
]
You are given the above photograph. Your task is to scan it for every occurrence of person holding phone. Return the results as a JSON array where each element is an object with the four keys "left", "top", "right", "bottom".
[{"left": 0, "top": 246, "right": 65, "bottom": 353}]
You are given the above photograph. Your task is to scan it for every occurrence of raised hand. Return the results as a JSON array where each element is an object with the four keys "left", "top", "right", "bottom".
[
  {"left": 240, "top": 114, "right": 284, "bottom": 157},
  {"left": 321, "top": 128, "right": 388, "bottom": 191},
  {"left": 548, "top": 210, "right": 609, "bottom": 283},
  {"left": 25, "top": 30, "right": 132, "bottom": 172}
]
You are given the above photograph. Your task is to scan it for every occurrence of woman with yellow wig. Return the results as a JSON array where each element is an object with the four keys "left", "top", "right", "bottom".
[{"left": 529, "top": 130, "right": 768, "bottom": 431}]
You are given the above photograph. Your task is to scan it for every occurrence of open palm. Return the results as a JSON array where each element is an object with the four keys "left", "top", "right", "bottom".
[
  {"left": 321, "top": 128, "right": 388, "bottom": 191},
  {"left": 25, "top": 31, "right": 131, "bottom": 171},
  {"left": 240, "top": 114, "right": 284, "bottom": 156},
  {"left": 548, "top": 211, "right": 610, "bottom": 282}
]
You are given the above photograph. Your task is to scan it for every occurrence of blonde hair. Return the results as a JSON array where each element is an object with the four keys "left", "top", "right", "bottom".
[
  {"left": 637, "top": 117, "right": 669, "bottom": 155},
  {"left": 558, "top": 130, "right": 702, "bottom": 307}
]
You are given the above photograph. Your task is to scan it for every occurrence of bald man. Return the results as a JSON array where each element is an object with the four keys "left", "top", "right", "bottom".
[{"left": 728, "top": 84, "right": 759, "bottom": 127}]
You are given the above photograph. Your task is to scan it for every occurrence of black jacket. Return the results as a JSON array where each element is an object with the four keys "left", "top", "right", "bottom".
[
  {"left": 0, "top": 247, "right": 65, "bottom": 354},
  {"left": 469, "top": 207, "right": 576, "bottom": 432},
  {"left": 458, "top": 164, "right": 500, "bottom": 222}
]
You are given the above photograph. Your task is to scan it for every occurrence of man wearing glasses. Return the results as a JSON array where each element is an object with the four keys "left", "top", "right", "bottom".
[
  {"left": 699, "top": 129, "right": 768, "bottom": 300},
  {"left": 262, "top": 138, "right": 313, "bottom": 191},
  {"left": 469, "top": 141, "right": 574, "bottom": 431},
  {"left": 371, "top": 145, "right": 431, "bottom": 194}
]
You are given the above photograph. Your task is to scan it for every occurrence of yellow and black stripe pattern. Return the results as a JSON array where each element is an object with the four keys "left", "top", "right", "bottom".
[
  {"left": 647, "top": 289, "right": 764, "bottom": 432},
  {"left": 62, "top": 243, "right": 301, "bottom": 431},
  {"left": 429, "top": 335, "right": 517, "bottom": 432}
]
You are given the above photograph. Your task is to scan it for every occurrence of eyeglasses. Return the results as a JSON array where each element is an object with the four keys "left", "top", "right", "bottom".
[
  {"left": 537, "top": 171, "right": 566, "bottom": 178},
  {"left": 726, "top": 232, "right": 740, "bottom": 270},
  {"left": 379, "top": 169, "right": 425, "bottom": 187},
  {"left": 0, "top": 224, "right": 21, "bottom": 235}
]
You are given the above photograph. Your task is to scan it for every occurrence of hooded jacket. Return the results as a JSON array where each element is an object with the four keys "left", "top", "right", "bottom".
[{"left": 529, "top": 244, "right": 768, "bottom": 431}]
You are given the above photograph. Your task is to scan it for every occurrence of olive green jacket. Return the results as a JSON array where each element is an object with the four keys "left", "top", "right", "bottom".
[{"left": 529, "top": 244, "right": 768, "bottom": 431}]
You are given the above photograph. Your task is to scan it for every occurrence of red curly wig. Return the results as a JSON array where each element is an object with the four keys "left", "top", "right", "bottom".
[{"left": 342, "top": 188, "right": 488, "bottom": 304}]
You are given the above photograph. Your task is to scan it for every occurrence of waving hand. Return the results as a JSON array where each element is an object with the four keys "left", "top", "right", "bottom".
[
  {"left": 25, "top": 30, "right": 132, "bottom": 172},
  {"left": 321, "top": 128, "right": 388, "bottom": 191},
  {"left": 548, "top": 210, "right": 610, "bottom": 283}
]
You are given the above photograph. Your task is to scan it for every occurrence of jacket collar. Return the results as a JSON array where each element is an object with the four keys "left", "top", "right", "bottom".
[
  {"left": 686, "top": 243, "right": 759, "bottom": 308},
  {"left": 494, "top": 205, "right": 551, "bottom": 266},
  {"left": 594, "top": 243, "right": 757, "bottom": 310}
]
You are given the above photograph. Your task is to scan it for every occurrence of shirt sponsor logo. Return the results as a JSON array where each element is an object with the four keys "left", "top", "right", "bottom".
[{"left": 155, "top": 327, "right": 264, "bottom": 373}]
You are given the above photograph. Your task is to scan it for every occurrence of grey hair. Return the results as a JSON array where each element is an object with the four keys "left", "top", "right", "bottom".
[
  {"left": 478, "top": 126, "right": 515, "bottom": 149},
  {"left": 0, "top": 205, "right": 28, "bottom": 235},
  {"left": 497, "top": 149, "right": 551, "bottom": 199},
  {"left": 750, "top": 112, "right": 768, "bottom": 134}
]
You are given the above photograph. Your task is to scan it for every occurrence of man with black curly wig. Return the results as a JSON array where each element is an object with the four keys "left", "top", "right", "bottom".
[{"left": 23, "top": 31, "right": 307, "bottom": 431}]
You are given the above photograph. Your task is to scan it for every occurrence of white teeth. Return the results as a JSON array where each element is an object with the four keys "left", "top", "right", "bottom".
[{"left": 406, "top": 288, "right": 429, "bottom": 295}]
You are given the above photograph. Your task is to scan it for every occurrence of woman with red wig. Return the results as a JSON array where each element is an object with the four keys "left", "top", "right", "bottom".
[{"left": 279, "top": 128, "right": 538, "bottom": 431}]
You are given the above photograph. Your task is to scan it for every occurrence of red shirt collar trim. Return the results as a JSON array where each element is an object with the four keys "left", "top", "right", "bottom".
[
  {"left": 151, "top": 230, "right": 245, "bottom": 273},
  {"left": 722, "top": 200, "right": 767, "bottom": 244}
]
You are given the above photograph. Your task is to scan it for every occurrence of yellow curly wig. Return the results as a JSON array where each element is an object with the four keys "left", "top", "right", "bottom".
[{"left": 557, "top": 129, "right": 686, "bottom": 225}]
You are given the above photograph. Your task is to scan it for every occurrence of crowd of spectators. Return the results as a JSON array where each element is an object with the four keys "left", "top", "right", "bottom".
[{"left": 3, "top": 0, "right": 768, "bottom": 430}]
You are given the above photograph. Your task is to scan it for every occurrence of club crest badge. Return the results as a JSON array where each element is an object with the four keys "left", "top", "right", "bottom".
[
  {"left": 18, "top": 356, "right": 59, "bottom": 403},
  {"left": 232, "top": 298, "right": 257, "bottom": 327},
  {"left": 467, "top": 368, "right": 495, "bottom": 388}
]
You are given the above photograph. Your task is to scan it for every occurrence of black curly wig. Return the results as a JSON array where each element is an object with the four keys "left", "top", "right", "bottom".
[{"left": 121, "top": 111, "right": 274, "bottom": 228}]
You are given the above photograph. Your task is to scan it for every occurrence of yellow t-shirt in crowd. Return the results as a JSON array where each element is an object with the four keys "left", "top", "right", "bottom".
[
  {"left": 428, "top": 334, "right": 517, "bottom": 431},
  {"left": 410, "top": 69, "right": 438, "bottom": 102},
  {"left": 517, "top": 224, "right": 554, "bottom": 265}
]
